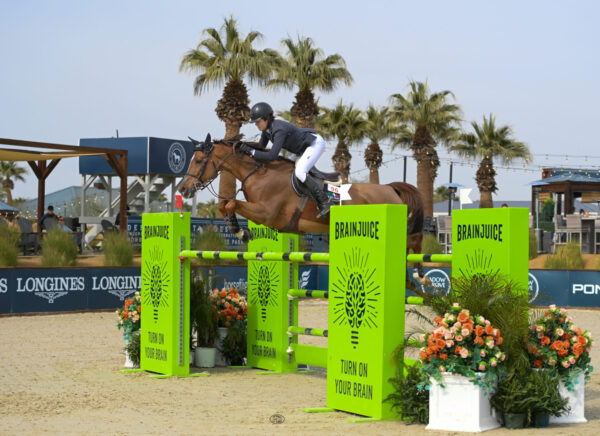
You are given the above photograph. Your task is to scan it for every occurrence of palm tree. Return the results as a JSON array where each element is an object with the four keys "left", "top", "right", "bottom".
[
  {"left": 196, "top": 199, "right": 219, "bottom": 218},
  {"left": 268, "top": 36, "right": 353, "bottom": 128},
  {"left": 319, "top": 101, "right": 366, "bottom": 183},
  {"left": 363, "top": 105, "right": 398, "bottom": 184},
  {"left": 0, "top": 161, "right": 27, "bottom": 205},
  {"left": 452, "top": 114, "right": 531, "bottom": 208},
  {"left": 390, "top": 80, "right": 462, "bottom": 216},
  {"left": 179, "top": 16, "right": 280, "bottom": 216}
]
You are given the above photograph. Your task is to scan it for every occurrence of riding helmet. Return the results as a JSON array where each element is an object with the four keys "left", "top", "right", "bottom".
[{"left": 249, "top": 102, "right": 273, "bottom": 123}]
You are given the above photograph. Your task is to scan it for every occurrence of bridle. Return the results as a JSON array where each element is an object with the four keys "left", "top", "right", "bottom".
[{"left": 184, "top": 134, "right": 263, "bottom": 200}]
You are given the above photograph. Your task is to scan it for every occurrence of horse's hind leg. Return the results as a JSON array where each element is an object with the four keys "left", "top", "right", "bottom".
[{"left": 408, "top": 233, "right": 430, "bottom": 285}]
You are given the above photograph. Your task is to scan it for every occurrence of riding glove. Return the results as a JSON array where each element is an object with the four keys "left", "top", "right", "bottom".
[{"left": 238, "top": 143, "right": 254, "bottom": 156}]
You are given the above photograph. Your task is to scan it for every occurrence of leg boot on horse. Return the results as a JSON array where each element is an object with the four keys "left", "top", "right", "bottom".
[{"left": 303, "top": 174, "right": 336, "bottom": 219}]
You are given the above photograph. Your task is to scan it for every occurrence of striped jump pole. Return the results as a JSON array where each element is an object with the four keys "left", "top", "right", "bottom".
[
  {"left": 179, "top": 250, "right": 329, "bottom": 263},
  {"left": 406, "top": 254, "right": 452, "bottom": 264}
]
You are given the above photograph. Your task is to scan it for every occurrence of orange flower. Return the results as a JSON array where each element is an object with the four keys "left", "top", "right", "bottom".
[
  {"left": 454, "top": 346, "right": 462, "bottom": 355},
  {"left": 474, "top": 336, "right": 485, "bottom": 346},
  {"left": 573, "top": 343, "right": 584, "bottom": 358},
  {"left": 563, "top": 333, "right": 571, "bottom": 340},
  {"left": 439, "top": 353, "right": 448, "bottom": 361},
  {"left": 485, "top": 324, "right": 494, "bottom": 335},
  {"left": 436, "top": 339, "right": 446, "bottom": 349},
  {"left": 550, "top": 340, "right": 563, "bottom": 351},
  {"left": 496, "top": 337, "right": 503, "bottom": 345},
  {"left": 434, "top": 316, "right": 442, "bottom": 324},
  {"left": 419, "top": 350, "right": 430, "bottom": 361},
  {"left": 533, "top": 360, "right": 543, "bottom": 368},
  {"left": 541, "top": 336, "right": 550, "bottom": 346},
  {"left": 463, "top": 322, "right": 473, "bottom": 334},
  {"left": 475, "top": 325, "right": 484, "bottom": 336},
  {"left": 494, "top": 328, "right": 501, "bottom": 338},
  {"left": 528, "top": 344, "right": 538, "bottom": 354},
  {"left": 577, "top": 336, "right": 587, "bottom": 346},
  {"left": 558, "top": 349, "right": 568, "bottom": 357},
  {"left": 457, "top": 312, "right": 470, "bottom": 323}
]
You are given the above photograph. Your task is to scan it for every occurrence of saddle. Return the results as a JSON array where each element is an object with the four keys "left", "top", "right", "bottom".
[{"left": 291, "top": 168, "right": 341, "bottom": 200}]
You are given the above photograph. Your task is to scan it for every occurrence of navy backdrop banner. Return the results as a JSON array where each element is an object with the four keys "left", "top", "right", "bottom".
[
  {"left": 148, "top": 137, "right": 194, "bottom": 176},
  {"left": 0, "top": 268, "right": 140, "bottom": 314},
  {"left": 2, "top": 266, "right": 599, "bottom": 315},
  {"left": 79, "top": 137, "right": 149, "bottom": 175}
]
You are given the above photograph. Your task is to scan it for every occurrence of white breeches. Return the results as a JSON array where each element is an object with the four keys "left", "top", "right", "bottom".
[{"left": 294, "top": 134, "right": 326, "bottom": 183}]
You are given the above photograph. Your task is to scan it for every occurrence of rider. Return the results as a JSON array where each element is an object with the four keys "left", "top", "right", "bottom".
[{"left": 238, "top": 102, "right": 335, "bottom": 218}]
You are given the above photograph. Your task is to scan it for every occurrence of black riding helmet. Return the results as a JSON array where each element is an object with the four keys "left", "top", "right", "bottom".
[{"left": 249, "top": 102, "right": 273, "bottom": 123}]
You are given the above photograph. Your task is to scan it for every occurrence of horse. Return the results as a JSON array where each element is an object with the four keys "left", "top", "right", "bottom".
[{"left": 177, "top": 134, "right": 428, "bottom": 287}]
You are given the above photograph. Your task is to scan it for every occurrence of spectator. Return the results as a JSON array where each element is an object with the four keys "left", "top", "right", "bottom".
[
  {"left": 38, "top": 205, "right": 56, "bottom": 231},
  {"left": 57, "top": 216, "right": 72, "bottom": 232},
  {"left": 115, "top": 205, "right": 131, "bottom": 230},
  {"left": 501, "top": 203, "right": 509, "bottom": 208}
]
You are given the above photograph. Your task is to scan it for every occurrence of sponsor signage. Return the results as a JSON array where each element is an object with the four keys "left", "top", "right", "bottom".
[{"left": 0, "top": 268, "right": 140, "bottom": 314}]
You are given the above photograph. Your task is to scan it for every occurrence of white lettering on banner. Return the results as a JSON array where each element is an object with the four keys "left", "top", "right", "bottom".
[
  {"left": 223, "top": 279, "right": 247, "bottom": 292},
  {"left": 91, "top": 275, "right": 141, "bottom": 300},
  {"left": 16, "top": 276, "right": 85, "bottom": 293},
  {"left": 573, "top": 284, "right": 600, "bottom": 295},
  {"left": 0, "top": 278, "right": 7, "bottom": 293}
]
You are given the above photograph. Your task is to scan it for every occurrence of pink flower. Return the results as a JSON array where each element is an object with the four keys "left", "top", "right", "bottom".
[
  {"left": 445, "top": 340, "right": 454, "bottom": 348},
  {"left": 490, "top": 358, "right": 498, "bottom": 367},
  {"left": 444, "top": 332, "right": 452, "bottom": 340},
  {"left": 562, "top": 361, "right": 570, "bottom": 368},
  {"left": 452, "top": 303, "right": 460, "bottom": 307},
  {"left": 548, "top": 358, "right": 557, "bottom": 366},
  {"left": 496, "top": 352, "right": 502, "bottom": 359},
  {"left": 536, "top": 325, "right": 544, "bottom": 332},
  {"left": 460, "top": 348, "right": 469, "bottom": 358},
  {"left": 556, "top": 328, "right": 564, "bottom": 336},
  {"left": 486, "top": 339, "right": 495, "bottom": 348},
  {"left": 453, "top": 322, "right": 462, "bottom": 329},
  {"left": 478, "top": 363, "right": 486, "bottom": 371},
  {"left": 549, "top": 304, "right": 556, "bottom": 310},
  {"left": 538, "top": 332, "right": 544, "bottom": 339},
  {"left": 560, "top": 308, "right": 567, "bottom": 314},
  {"left": 484, "top": 320, "right": 491, "bottom": 325},
  {"left": 455, "top": 335, "right": 463, "bottom": 342},
  {"left": 461, "top": 328, "right": 469, "bottom": 337},
  {"left": 480, "top": 350, "right": 486, "bottom": 357},
  {"left": 569, "top": 356, "right": 576, "bottom": 364},
  {"left": 439, "top": 366, "right": 447, "bottom": 372}
]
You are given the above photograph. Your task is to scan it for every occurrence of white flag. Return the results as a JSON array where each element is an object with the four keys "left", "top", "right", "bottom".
[
  {"left": 459, "top": 188, "right": 473, "bottom": 205},
  {"left": 339, "top": 184, "right": 352, "bottom": 201}
]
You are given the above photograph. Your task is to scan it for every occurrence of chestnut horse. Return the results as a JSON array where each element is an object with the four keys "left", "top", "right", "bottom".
[{"left": 177, "top": 135, "right": 427, "bottom": 285}]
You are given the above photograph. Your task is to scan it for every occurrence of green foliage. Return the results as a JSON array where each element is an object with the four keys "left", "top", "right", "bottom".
[
  {"left": 415, "top": 273, "right": 530, "bottom": 374},
  {"left": 103, "top": 231, "right": 134, "bottom": 266},
  {"left": 490, "top": 371, "right": 533, "bottom": 414},
  {"left": 538, "top": 199, "right": 556, "bottom": 232},
  {"left": 192, "top": 226, "right": 227, "bottom": 264},
  {"left": 0, "top": 225, "right": 20, "bottom": 267},
  {"left": 526, "top": 370, "right": 569, "bottom": 417},
  {"left": 126, "top": 331, "right": 141, "bottom": 367},
  {"left": 220, "top": 322, "right": 247, "bottom": 366},
  {"left": 544, "top": 242, "right": 584, "bottom": 269},
  {"left": 40, "top": 228, "right": 78, "bottom": 267},
  {"left": 491, "top": 369, "right": 569, "bottom": 422},
  {"left": 386, "top": 363, "right": 429, "bottom": 424},
  {"left": 421, "top": 234, "right": 443, "bottom": 254},
  {"left": 190, "top": 273, "right": 217, "bottom": 348},
  {"left": 529, "top": 230, "right": 538, "bottom": 260}
]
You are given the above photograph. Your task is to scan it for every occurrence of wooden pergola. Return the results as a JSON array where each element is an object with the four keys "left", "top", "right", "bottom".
[
  {"left": 0, "top": 138, "right": 128, "bottom": 231},
  {"left": 532, "top": 168, "right": 600, "bottom": 216}
]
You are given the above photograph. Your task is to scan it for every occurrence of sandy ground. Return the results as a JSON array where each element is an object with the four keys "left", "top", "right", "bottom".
[{"left": 0, "top": 301, "right": 599, "bottom": 435}]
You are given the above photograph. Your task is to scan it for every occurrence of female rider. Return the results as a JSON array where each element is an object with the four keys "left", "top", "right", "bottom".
[{"left": 238, "top": 102, "right": 335, "bottom": 218}]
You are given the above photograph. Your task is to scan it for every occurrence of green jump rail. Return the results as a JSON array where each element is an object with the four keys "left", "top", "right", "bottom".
[
  {"left": 179, "top": 250, "right": 330, "bottom": 263},
  {"left": 288, "top": 289, "right": 329, "bottom": 298},
  {"left": 406, "top": 254, "right": 452, "bottom": 263},
  {"left": 287, "top": 326, "right": 328, "bottom": 337}
]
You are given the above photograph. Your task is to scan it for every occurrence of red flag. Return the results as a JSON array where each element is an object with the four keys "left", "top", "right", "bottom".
[{"left": 175, "top": 194, "right": 183, "bottom": 211}]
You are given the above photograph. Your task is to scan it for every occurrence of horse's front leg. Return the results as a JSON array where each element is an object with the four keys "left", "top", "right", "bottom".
[
  {"left": 224, "top": 199, "right": 273, "bottom": 243},
  {"left": 407, "top": 233, "right": 431, "bottom": 286}
]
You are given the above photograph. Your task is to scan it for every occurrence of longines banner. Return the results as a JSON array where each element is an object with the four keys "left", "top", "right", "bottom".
[
  {"left": 1, "top": 266, "right": 599, "bottom": 315},
  {"left": 0, "top": 268, "right": 140, "bottom": 314}
]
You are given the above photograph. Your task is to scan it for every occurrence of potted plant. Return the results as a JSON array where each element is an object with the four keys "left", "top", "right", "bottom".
[
  {"left": 210, "top": 286, "right": 248, "bottom": 366},
  {"left": 490, "top": 372, "right": 532, "bottom": 429},
  {"left": 421, "top": 303, "right": 505, "bottom": 432},
  {"left": 526, "top": 369, "right": 570, "bottom": 427},
  {"left": 116, "top": 292, "right": 141, "bottom": 367},
  {"left": 527, "top": 304, "right": 593, "bottom": 423},
  {"left": 190, "top": 276, "right": 218, "bottom": 367}
]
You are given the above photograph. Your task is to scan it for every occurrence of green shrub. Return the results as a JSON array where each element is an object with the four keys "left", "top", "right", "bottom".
[
  {"left": 125, "top": 331, "right": 141, "bottom": 366},
  {"left": 529, "top": 230, "right": 538, "bottom": 260},
  {"left": 103, "top": 231, "right": 134, "bottom": 266},
  {"left": 544, "top": 242, "right": 584, "bottom": 270},
  {"left": 386, "top": 363, "right": 429, "bottom": 424},
  {"left": 192, "top": 226, "right": 227, "bottom": 265},
  {"left": 41, "top": 229, "right": 78, "bottom": 266},
  {"left": 220, "top": 322, "right": 247, "bottom": 366},
  {"left": 0, "top": 225, "right": 20, "bottom": 267},
  {"left": 422, "top": 234, "right": 443, "bottom": 254}
]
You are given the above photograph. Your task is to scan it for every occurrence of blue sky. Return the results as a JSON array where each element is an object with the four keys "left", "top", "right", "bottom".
[{"left": 1, "top": 1, "right": 598, "bottom": 204}]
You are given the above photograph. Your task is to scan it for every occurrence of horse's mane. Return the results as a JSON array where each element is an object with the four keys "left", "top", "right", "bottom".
[{"left": 214, "top": 134, "right": 295, "bottom": 164}]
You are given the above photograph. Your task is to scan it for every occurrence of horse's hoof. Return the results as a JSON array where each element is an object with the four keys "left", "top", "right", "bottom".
[
  {"left": 241, "top": 228, "right": 254, "bottom": 242},
  {"left": 413, "top": 273, "right": 431, "bottom": 286}
]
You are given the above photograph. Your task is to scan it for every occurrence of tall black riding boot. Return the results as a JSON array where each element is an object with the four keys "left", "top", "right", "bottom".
[{"left": 303, "top": 174, "right": 335, "bottom": 219}]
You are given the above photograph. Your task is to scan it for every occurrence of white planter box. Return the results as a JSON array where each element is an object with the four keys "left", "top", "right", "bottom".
[
  {"left": 427, "top": 373, "right": 500, "bottom": 432},
  {"left": 550, "top": 372, "right": 587, "bottom": 424}
]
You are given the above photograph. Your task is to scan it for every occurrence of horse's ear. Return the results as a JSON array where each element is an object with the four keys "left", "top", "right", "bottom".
[{"left": 204, "top": 133, "right": 214, "bottom": 153}]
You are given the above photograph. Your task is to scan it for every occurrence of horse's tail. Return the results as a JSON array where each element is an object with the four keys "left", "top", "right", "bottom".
[{"left": 387, "top": 182, "right": 424, "bottom": 236}]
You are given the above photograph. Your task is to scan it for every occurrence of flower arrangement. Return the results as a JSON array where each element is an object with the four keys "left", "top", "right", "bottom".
[
  {"left": 527, "top": 304, "right": 593, "bottom": 385},
  {"left": 116, "top": 292, "right": 141, "bottom": 341},
  {"left": 420, "top": 303, "right": 506, "bottom": 392},
  {"left": 210, "top": 287, "right": 247, "bottom": 327}
]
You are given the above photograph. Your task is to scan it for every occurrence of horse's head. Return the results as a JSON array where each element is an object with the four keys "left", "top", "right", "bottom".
[{"left": 177, "top": 133, "right": 219, "bottom": 198}]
